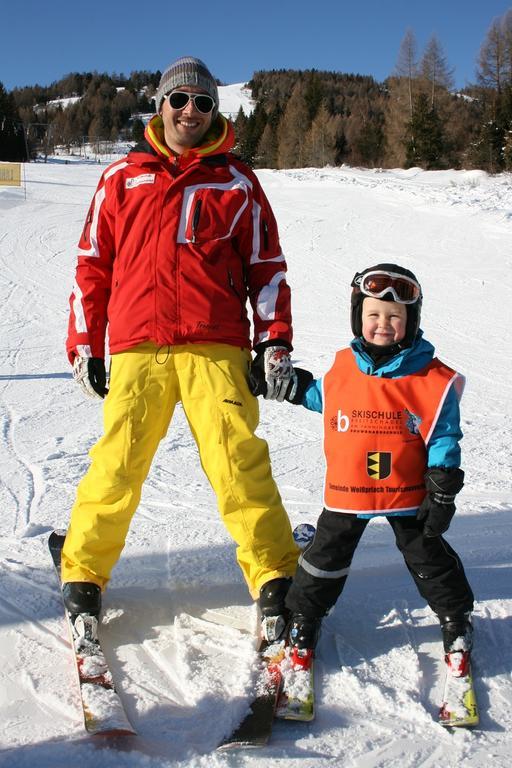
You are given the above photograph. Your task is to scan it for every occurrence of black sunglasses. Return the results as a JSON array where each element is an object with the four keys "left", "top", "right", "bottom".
[{"left": 166, "top": 91, "right": 215, "bottom": 114}]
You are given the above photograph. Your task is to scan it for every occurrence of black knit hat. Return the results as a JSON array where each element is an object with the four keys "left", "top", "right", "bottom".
[{"left": 350, "top": 263, "right": 423, "bottom": 348}]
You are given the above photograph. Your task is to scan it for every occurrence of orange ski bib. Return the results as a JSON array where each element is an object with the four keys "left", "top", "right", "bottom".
[{"left": 322, "top": 348, "right": 464, "bottom": 514}]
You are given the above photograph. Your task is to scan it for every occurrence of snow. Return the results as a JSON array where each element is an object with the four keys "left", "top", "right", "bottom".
[
  {"left": 1, "top": 156, "right": 512, "bottom": 767},
  {"left": 44, "top": 82, "right": 253, "bottom": 120},
  {"left": 218, "top": 83, "right": 255, "bottom": 119},
  {"left": 44, "top": 96, "right": 82, "bottom": 110}
]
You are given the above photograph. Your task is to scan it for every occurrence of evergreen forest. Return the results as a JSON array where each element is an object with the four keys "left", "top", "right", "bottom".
[{"left": 2, "top": 14, "right": 512, "bottom": 173}]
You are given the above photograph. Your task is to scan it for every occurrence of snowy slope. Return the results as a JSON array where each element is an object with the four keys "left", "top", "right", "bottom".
[
  {"left": 218, "top": 82, "right": 254, "bottom": 119},
  {"left": 0, "top": 159, "right": 511, "bottom": 768}
]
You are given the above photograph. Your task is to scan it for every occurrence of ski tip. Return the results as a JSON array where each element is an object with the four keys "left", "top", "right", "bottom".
[
  {"left": 88, "top": 726, "right": 137, "bottom": 737},
  {"left": 439, "top": 717, "right": 479, "bottom": 728},
  {"left": 439, "top": 703, "right": 479, "bottom": 728},
  {"left": 49, "top": 530, "right": 66, "bottom": 546},
  {"left": 217, "top": 740, "right": 268, "bottom": 751}
]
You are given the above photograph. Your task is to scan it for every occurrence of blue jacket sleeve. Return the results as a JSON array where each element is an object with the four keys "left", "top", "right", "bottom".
[
  {"left": 302, "top": 378, "right": 323, "bottom": 413},
  {"left": 427, "top": 385, "right": 463, "bottom": 468}
]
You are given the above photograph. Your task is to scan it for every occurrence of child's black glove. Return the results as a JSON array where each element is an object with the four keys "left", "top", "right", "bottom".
[
  {"left": 249, "top": 365, "right": 313, "bottom": 405},
  {"left": 416, "top": 467, "right": 465, "bottom": 537}
]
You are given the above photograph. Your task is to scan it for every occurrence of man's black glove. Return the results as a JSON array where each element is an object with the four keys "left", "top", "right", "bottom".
[
  {"left": 251, "top": 345, "right": 294, "bottom": 401},
  {"left": 249, "top": 364, "right": 313, "bottom": 405},
  {"left": 416, "top": 467, "right": 465, "bottom": 537},
  {"left": 72, "top": 356, "right": 109, "bottom": 399}
]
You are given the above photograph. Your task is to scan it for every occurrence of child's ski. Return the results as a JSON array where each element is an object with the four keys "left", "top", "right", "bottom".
[
  {"left": 48, "top": 531, "right": 136, "bottom": 736},
  {"left": 275, "top": 646, "right": 315, "bottom": 721},
  {"left": 439, "top": 649, "right": 478, "bottom": 727}
]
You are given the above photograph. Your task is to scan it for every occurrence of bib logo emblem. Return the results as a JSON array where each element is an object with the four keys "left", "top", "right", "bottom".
[
  {"left": 367, "top": 451, "right": 392, "bottom": 480},
  {"left": 126, "top": 173, "right": 155, "bottom": 189},
  {"left": 337, "top": 409, "right": 350, "bottom": 432}
]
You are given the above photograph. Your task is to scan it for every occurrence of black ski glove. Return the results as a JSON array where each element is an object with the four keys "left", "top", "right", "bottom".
[
  {"left": 251, "top": 343, "right": 294, "bottom": 402},
  {"left": 249, "top": 364, "right": 313, "bottom": 405},
  {"left": 72, "top": 356, "right": 109, "bottom": 399},
  {"left": 417, "top": 467, "right": 465, "bottom": 537}
]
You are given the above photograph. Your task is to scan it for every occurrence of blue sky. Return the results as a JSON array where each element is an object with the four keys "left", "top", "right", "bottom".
[{"left": 2, "top": 0, "right": 510, "bottom": 91}]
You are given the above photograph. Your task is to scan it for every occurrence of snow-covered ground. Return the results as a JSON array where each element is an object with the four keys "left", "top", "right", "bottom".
[
  {"left": 46, "top": 81, "right": 254, "bottom": 119},
  {"left": 218, "top": 82, "right": 255, "bottom": 118},
  {"left": 0, "top": 159, "right": 511, "bottom": 768}
]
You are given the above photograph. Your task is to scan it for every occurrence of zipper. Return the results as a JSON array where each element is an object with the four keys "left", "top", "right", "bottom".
[
  {"left": 191, "top": 198, "right": 202, "bottom": 243},
  {"left": 262, "top": 220, "right": 269, "bottom": 251},
  {"left": 82, "top": 209, "right": 93, "bottom": 244},
  {"left": 228, "top": 269, "right": 245, "bottom": 319}
]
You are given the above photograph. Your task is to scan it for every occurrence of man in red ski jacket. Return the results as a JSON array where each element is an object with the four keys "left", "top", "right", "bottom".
[{"left": 62, "top": 56, "right": 298, "bottom": 642}]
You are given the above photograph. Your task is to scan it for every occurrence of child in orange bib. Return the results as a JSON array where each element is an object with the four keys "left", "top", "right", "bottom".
[{"left": 259, "top": 264, "right": 474, "bottom": 657}]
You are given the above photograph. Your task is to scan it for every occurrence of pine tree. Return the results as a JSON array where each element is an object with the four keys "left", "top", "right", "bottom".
[
  {"left": 395, "top": 29, "right": 418, "bottom": 117},
  {"left": 131, "top": 118, "right": 145, "bottom": 143},
  {"left": 473, "top": 10, "right": 512, "bottom": 170},
  {"left": 234, "top": 103, "right": 266, "bottom": 166},
  {"left": 277, "top": 80, "right": 310, "bottom": 168},
  {"left": 304, "top": 102, "right": 341, "bottom": 166},
  {"left": 478, "top": 17, "right": 506, "bottom": 95},
  {"left": 405, "top": 93, "right": 446, "bottom": 169},
  {"left": 420, "top": 36, "right": 454, "bottom": 107},
  {"left": 354, "top": 116, "right": 385, "bottom": 167},
  {"left": 233, "top": 106, "right": 249, "bottom": 158},
  {"left": 0, "top": 82, "right": 27, "bottom": 160},
  {"left": 256, "top": 122, "right": 278, "bottom": 168},
  {"left": 303, "top": 70, "right": 324, "bottom": 121},
  {"left": 503, "top": 124, "right": 512, "bottom": 169},
  {"left": 254, "top": 104, "right": 281, "bottom": 168}
]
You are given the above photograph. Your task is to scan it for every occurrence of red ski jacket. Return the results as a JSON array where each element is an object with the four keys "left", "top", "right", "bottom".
[{"left": 66, "top": 114, "right": 293, "bottom": 362}]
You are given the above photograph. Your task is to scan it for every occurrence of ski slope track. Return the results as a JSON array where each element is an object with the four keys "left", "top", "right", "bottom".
[{"left": 0, "top": 159, "right": 511, "bottom": 768}]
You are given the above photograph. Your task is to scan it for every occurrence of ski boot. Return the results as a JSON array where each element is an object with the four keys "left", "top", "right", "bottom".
[
  {"left": 438, "top": 612, "right": 478, "bottom": 725},
  {"left": 439, "top": 611, "right": 473, "bottom": 654},
  {"left": 62, "top": 581, "right": 102, "bottom": 618},
  {"left": 288, "top": 613, "right": 322, "bottom": 669},
  {"left": 258, "top": 577, "right": 292, "bottom": 642},
  {"left": 439, "top": 611, "right": 473, "bottom": 680}
]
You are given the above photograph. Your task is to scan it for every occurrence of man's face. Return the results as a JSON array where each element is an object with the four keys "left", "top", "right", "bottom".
[{"left": 160, "top": 86, "right": 214, "bottom": 154}]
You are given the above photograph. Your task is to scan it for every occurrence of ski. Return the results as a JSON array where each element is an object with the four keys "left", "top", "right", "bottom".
[
  {"left": 218, "top": 523, "right": 316, "bottom": 747},
  {"left": 439, "top": 649, "right": 478, "bottom": 727},
  {"left": 218, "top": 636, "right": 285, "bottom": 749},
  {"left": 48, "top": 531, "right": 136, "bottom": 736},
  {"left": 275, "top": 646, "right": 315, "bottom": 721}
]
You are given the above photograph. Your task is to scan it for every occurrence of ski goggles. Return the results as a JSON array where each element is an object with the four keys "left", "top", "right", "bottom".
[
  {"left": 165, "top": 91, "right": 216, "bottom": 114},
  {"left": 352, "top": 270, "right": 421, "bottom": 304}
]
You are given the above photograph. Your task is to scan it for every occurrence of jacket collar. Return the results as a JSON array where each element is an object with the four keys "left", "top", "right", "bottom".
[
  {"left": 350, "top": 331, "right": 436, "bottom": 377},
  {"left": 143, "top": 113, "right": 234, "bottom": 168}
]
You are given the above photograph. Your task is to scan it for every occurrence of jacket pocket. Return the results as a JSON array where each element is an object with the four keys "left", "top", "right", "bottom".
[{"left": 178, "top": 183, "right": 249, "bottom": 244}]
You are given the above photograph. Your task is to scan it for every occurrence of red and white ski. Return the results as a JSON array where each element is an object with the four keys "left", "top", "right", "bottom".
[
  {"left": 48, "top": 531, "right": 135, "bottom": 736},
  {"left": 439, "top": 649, "right": 478, "bottom": 727},
  {"left": 275, "top": 646, "right": 315, "bottom": 721}
]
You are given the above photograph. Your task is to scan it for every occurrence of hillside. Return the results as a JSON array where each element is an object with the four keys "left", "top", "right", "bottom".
[{"left": 0, "top": 161, "right": 511, "bottom": 767}]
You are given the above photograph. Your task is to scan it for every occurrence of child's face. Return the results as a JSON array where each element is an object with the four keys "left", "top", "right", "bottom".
[{"left": 361, "top": 297, "right": 407, "bottom": 345}]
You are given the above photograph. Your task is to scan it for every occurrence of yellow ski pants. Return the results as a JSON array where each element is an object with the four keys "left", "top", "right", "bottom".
[{"left": 61, "top": 342, "right": 299, "bottom": 598}]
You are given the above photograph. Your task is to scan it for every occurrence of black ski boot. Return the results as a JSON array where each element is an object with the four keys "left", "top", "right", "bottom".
[
  {"left": 258, "top": 577, "right": 292, "bottom": 642},
  {"left": 288, "top": 613, "right": 322, "bottom": 652},
  {"left": 439, "top": 611, "right": 473, "bottom": 653},
  {"left": 62, "top": 582, "right": 102, "bottom": 618}
]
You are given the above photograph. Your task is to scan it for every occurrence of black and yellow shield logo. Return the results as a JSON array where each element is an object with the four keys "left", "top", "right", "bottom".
[{"left": 367, "top": 451, "right": 392, "bottom": 480}]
